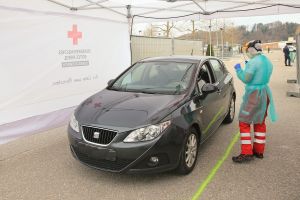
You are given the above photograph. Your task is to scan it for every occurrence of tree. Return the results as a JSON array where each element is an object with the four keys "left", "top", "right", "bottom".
[
  {"left": 154, "top": 21, "right": 176, "bottom": 37},
  {"left": 178, "top": 20, "right": 299, "bottom": 44},
  {"left": 186, "top": 20, "right": 199, "bottom": 40},
  {"left": 224, "top": 26, "right": 243, "bottom": 46},
  {"left": 143, "top": 24, "right": 159, "bottom": 37}
]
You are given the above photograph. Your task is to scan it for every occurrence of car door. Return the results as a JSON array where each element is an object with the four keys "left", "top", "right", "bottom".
[
  {"left": 193, "top": 61, "right": 221, "bottom": 140},
  {"left": 209, "top": 58, "right": 231, "bottom": 121},
  {"left": 218, "top": 60, "right": 233, "bottom": 115}
]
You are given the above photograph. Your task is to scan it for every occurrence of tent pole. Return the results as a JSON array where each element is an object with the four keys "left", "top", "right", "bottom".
[
  {"left": 46, "top": 0, "right": 72, "bottom": 9},
  {"left": 127, "top": 5, "right": 133, "bottom": 65},
  {"left": 127, "top": 5, "right": 132, "bottom": 35},
  {"left": 214, "top": 0, "right": 275, "bottom": 11},
  {"left": 287, "top": 34, "right": 300, "bottom": 98},
  {"left": 136, "top": 2, "right": 194, "bottom": 16},
  {"left": 221, "top": 27, "right": 224, "bottom": 59},
  {"left": 85, "top": 0, "right": 126, "bottom": 16},
  {"left": 77, "top": 0, "right": 108, "bottom": 9},
  {"left": 192, "top": 0, "right": 207, "bottom": 13},
  {"left": 216, "top": 19, "right": 219, "bottom": 54},
  {"left": 209, "top": 19, "right": 212, "bottom": 56},
  {"left": 297, "top": 34, "right": 300, "bottom": 86}
]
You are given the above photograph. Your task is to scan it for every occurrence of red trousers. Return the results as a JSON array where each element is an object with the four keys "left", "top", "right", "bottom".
[
  {"left": 239, "top": 100, "right": 269, "bottom": 155},
  {"left": 239, "top": 121, "right": 266, "bottom": 155}
]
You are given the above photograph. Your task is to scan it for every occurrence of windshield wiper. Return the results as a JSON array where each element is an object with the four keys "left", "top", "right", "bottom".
[
  {"left": 139, "top": 87, "right": 166, "bottom": 93},
  {"left": 137, "top": 90, "right": 157, "bottom": 94}
]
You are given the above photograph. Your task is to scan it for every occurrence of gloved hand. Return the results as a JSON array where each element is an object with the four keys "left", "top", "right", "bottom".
[
  {"left": 234, "top": 63, "right": 241, "bottom": 71},
  {"left": 245, "top": 60, "right": 248, "bottom": 64}
]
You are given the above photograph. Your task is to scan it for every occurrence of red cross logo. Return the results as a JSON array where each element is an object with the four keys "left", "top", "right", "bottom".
[{"left": 68, "top": 24, "right": 82, "bottom": 45}]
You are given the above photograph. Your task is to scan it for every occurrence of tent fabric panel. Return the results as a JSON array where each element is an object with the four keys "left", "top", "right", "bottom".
[{"left": 0, "top": 0, "right": 299, "bottom": 22}]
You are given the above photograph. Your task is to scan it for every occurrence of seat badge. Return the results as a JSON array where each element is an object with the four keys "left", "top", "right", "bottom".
[{"left": 93, "top": 132, "right": 100, "bottom": 139}]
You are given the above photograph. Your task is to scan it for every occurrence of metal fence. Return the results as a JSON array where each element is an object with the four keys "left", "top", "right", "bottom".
[
  {"left": 131, "top": 36, "right": 203, "bottom": 63},
  {"left": 213, "top": 46, "right": 241, "bottom": 58},
  {"left": 131, "top": 35, "right": 240, "bottom": 63}
]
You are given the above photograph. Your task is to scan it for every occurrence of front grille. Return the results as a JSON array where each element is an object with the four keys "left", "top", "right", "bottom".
[
  {"left": 72, "top": 146, "right": 132, "bottom": 171},
  {"left": 82, "top": 125, "right": 117, "bottom": 145}
]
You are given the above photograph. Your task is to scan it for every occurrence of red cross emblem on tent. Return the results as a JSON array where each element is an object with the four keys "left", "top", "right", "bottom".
[{"left": 68, "top": 24, "right": 82, "bottom": 45}]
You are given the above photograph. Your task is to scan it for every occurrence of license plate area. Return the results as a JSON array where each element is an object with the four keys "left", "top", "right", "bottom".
[{"left": 78, "top": 142, "right": 117, "bottom": 161}]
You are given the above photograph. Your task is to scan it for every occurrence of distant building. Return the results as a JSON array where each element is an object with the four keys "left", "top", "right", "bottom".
[
  {"left": 261, "top": 42, "right": 280, "bottom": 50},
  {"left": 262, "top": 38, "right": 296, "bottom": 51}
]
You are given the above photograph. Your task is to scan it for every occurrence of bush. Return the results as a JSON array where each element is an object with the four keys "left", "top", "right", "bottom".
[{"left": 206, "top": 44, "right": 214, "bottom": 56}]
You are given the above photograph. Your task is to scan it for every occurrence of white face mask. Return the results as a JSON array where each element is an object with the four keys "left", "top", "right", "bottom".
[
  {"left": 246, "top": 47, "right": 258, "bottom": 59},
  {"left": 246, "top": 52, "right": 254, "bottom": 59}
]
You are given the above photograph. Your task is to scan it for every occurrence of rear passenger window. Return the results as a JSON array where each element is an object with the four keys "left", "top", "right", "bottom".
[{"left": 210, "top": 59, "right": 224, "bottom": 82}]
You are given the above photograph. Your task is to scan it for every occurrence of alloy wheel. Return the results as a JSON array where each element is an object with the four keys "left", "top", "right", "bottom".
[
  {"left": 185, "top": 133, "right": 198, "bottom": 168},
  {"left": 229, "top": 98, "right": 235, "bottom": 120}
]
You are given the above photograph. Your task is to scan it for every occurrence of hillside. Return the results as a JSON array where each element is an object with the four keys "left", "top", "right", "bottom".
[{"left": 179, "top": 21, "right": 300, "bottom": 45}]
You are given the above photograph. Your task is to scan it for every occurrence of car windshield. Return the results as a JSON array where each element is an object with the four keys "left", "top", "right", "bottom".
[{"left": 109, "top": 61, "right": 195, "bottom": 94}]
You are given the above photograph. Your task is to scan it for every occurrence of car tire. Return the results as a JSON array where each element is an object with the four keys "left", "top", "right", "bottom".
[
  {"left": 176, "top": 128, "right": 199, "bottom": 175},
  {"left": 223, "top": 95, "right": 235, "bottom": 124}
]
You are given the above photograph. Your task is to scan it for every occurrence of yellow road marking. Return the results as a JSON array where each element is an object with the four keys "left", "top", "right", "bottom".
[
  {"left": 203, "top": 107, "right": 225, "bottom": 134},
  {"left": 191, "top": 131, "right": 240, "bottom": 200}
]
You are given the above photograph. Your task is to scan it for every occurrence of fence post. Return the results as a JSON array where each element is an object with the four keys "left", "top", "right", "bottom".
[{"left": 172, "top": 37, "right": 175, "bottom": 55}]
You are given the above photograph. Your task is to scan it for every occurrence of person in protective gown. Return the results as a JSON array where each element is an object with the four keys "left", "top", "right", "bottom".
[{"left": 232, "top": 40, "right": 278, "bottom": 163}]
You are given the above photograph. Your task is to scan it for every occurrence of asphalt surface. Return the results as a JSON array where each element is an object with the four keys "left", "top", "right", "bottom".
[{"left": 1, "top": 51, "right": 299, "bottom": 200}]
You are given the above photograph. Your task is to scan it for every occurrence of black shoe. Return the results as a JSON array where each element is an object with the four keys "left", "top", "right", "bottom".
[
  {"left": 232, "top": 154, "right": 254, "bottom": 163},
  {"left": 253, "top": 152, "right": 264, "bottom": 159}
]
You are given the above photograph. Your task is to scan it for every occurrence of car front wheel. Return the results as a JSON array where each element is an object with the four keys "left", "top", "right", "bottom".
[{"left": 177, "top": 128, "right": 199, "bottom": 175}]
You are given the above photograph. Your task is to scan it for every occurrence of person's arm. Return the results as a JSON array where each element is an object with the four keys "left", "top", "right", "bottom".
[{"left": 234, "top": 62, "right": 256, "bottom": 84}]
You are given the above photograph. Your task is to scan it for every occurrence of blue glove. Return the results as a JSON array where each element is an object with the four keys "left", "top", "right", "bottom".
[{"left": 234, "top": 63, "right": 241, "bottom": 71}]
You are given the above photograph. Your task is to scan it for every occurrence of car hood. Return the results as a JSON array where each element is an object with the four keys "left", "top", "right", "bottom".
[{"left": 76, "top": 89, "right": 186, "bottom": 129}]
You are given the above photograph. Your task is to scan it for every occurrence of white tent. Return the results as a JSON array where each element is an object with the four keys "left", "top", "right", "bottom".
[
  {"left": 0, "top": 0, "right": 299, "bottom": 143},
  {"left": 1, "top": 0, "right": 300, "bottom": 22}
]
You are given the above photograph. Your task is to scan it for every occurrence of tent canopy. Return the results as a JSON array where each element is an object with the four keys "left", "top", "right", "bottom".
[{"left": 1, "top": 0, "right": 300, "bottom": 23}]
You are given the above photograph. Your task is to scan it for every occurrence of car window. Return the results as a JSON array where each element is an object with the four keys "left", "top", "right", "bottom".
[
  {"left": 111, "top": 62, "right": 195, "bottom": 94},
  {"left": 198, "top": 64, "right": 211, "bottom": 83},
  {"left": 121, "top": 64, "right": 144, "bottom": 85},
  {"left": 148, "top": 65, "right": 159, "bottom": 79},
  {"left": 210, "top": 59, "right": 224, "bottom": 82},
  {"left": 196, "top": 62, "right": 214, "bottom": 94}
]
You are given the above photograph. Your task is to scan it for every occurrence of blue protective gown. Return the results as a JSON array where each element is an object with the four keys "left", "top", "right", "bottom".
[{"left": 236, "top": 53, "right": 278, "bottom": 124}]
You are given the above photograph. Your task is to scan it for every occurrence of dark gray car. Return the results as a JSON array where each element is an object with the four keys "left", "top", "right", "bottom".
[{"left": 68, "top": 56, "right": 236, "bottom": 174}]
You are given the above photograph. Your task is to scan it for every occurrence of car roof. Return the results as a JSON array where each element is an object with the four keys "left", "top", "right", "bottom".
[{"left": 139, "top": 55, "right": 218, "bottom": 64}]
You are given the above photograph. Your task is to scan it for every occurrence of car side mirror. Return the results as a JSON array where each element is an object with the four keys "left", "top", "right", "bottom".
[
  {"left": 107, "top": 79, "right": 115, "bottom": 86},
  {"left": 202, "top": 83, "right": 218, "bottom": 94}
]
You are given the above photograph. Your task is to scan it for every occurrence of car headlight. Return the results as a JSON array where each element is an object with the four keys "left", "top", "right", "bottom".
[
  {"left": 70, "top": 113, "right": 79, "bottom": 132},
  {"left": 124, "top": 120, "right": 171, "bottom": 143}
]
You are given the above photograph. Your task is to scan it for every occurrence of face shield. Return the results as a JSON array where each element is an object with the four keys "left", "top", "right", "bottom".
[
  {"left": 244, "top": 40, "right": 262, "bottom": 59},
  {"left": 241, "top": 46, "right": 254, "bottom": 60}
]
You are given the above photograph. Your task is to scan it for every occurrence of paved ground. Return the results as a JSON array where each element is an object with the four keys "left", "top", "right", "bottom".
[{"left": 1, "top": 51, "right": 299, "bottom": 200}]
